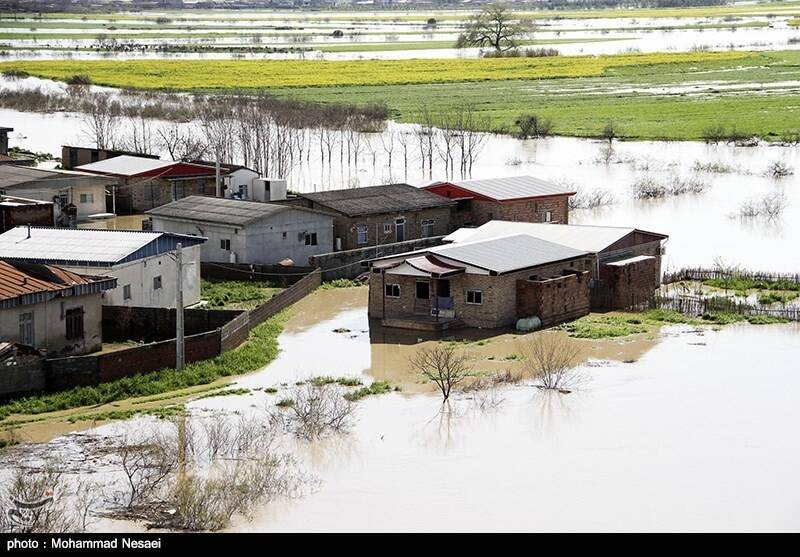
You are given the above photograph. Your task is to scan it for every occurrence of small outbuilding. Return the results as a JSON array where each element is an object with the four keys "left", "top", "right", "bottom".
[
  {"left": 0, "top": 259, "right": 116, "bottom": 357},
  {"left": 147, "top": 196, "right": 335, "bottom": 265}
]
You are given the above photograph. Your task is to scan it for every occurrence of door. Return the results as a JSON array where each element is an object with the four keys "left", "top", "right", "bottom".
[
  {"left": 395, "top": 218, "right": 406, "bottom": 242},
  {"left": 19, "top": 312, "right": 34, "bottom": 346}
]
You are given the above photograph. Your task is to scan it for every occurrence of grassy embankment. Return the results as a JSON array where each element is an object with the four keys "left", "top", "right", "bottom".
[
  {"left": 3, "top": 50, "right": 799, "bottom": 140},
  {"left": 562, "top": 308, "right": 787, "bottom": 339},
  {"left": 0, "top": 311, "right": 288, "bottom": 424}
]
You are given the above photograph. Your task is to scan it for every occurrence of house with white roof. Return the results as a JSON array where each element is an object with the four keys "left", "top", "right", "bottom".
[
  {"left": 74, "top": 155, "right": 223, "bottom": 213},
  {"left": 424, "top": 175, "right": 576, "bottom": 228},
  {"left": 367, "top": 233, "right": 595, "bottom": 330},
  {"left": 0, "top": 226, "right": 206, "bottom": 308},
  {"left": 443, "top": 220, "right": 669, "bottom": 310},
  {"left": 0, "top": 165, "right": 112, "bottom": 223}
]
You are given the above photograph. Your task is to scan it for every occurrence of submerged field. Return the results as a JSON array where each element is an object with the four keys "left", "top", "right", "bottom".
[{"left": 3, "top": 50, "right": 799, "bottom": 140}]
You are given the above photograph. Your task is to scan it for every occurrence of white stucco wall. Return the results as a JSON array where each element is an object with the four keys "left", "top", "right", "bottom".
[
  {"left": 224, "top": 168, "right": 260, "bottom": 199},
  {"left": 62, "top": 244, "right": 202, "bottom": 308},
  {"left": 4, "top": 181, "right": 107, "bottom": 221},
  {"left": 0, "top": 292, "right": 103, "bottom": 356},
  {"left": 151, "top": 209, "right": 334, "bottom": 266}
]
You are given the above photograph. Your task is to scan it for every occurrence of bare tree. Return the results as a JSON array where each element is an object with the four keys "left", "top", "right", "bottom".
[
  {"left": 409, "top": 344, "right": 473, "bottom": 402},
  {"left": 114, "top": 429, "right": 179, "bottom": 510},
  {"left": 81, "top": 93, "right": 120, "bottom": 150},
  {"left": 271, "top": 384, "right": 357, "bottom": 440},
  {"left": 458, "top": 3, "right": 534, "bottom": 52},
  {"left": 520, "top": 333, "right": 583, "bottom": 393},
  {"left": 396, "top": 130, "right": 413, "bottom": 182},
  {"left": 156, "top": 122, "right": 208, "bottom": 161},
  {"left": 380, "top": 129, "right": 396, "bottom": 180}
]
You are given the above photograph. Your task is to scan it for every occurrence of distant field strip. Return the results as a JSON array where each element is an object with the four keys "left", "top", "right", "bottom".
[
  {"left": 7, "top": 2, "right": 800, "bottom": 21},
  {"left": 0, "top": 51, "right": 751, "bottom": 90}
]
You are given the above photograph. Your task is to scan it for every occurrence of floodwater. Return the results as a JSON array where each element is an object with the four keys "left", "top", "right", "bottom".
[
  {"left": 2, "top": 12, "right": 798, "bottom": 59},
  {"left": 43, "top": 288, "right": 791, "bottom": 532},
  {"left": 2, "top": 88, "right": 799, "bottom": 272}
]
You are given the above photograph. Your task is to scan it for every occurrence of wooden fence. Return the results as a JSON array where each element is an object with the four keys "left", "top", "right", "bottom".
[
  {"left": 663, "top": 267, "right": 800, "bottom": 286},
  {"left": 652, "top": 294, "right": 800, "bottom": 322}
]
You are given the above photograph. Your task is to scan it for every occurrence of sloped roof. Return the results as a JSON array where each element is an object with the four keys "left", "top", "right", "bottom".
[
  {"left": 431, "top": 176, "right": 576, "bottom": 201},
  {"left": 300, "top": 183, "right": 454, "bottom": 217},
  {"left": 428, "top": 234, "right": 587, "bottom": 274},
  {"left": 75, "top": 155, "right": 176, "bottom": 176},
  {"left": 0, "top": 165, "right": 114, "bottom": 189},
  {"left": 0, "top": 259, "right": 116, "bottom": 308},
  {"left": 443, "top": 221, "right": 666, "bottom": 253},
  {"left": 0, "top": 226, "right": 206, "bottom": 267},
  {"left": 146, "top": 196, "right": 331, "bottom": 227}
]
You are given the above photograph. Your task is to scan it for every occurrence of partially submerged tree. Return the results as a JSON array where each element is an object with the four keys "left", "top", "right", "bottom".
[
  {"left": 457, "top": 3, "right": 534, "bottom": 52},
  {"left": 410, "top": 344, "right": 473, "bottom": 402},
  {"left": 520, "top": 333, "right": 583, "bottom": 393}
]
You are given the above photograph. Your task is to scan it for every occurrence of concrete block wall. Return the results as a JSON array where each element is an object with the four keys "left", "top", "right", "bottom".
[
  {"left": 599, "top": 257, "right": 658, "bottom": 310},
  {"left": 516, "top": 271, "right": 591, "bottom": 326}
]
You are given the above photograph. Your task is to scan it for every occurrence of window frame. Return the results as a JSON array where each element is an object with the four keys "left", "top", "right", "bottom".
[
  {"left": 123, "top": 284, "right": 132, "bottom": 300},
  {"left": 153, "top": 275, "right": 163, "bottom": 290},
  {"left": 356, "top": 224, "right": 368, "bottom": 245},
  {"left": 465, "top": 289, "right": 483, "bottom": 305},
  {"left": 304, "top": 232, "right": 318, "bottom": 246},
  {"left": 415, "top": 280, "right": 430, "bottom": 300},
  {"left": 384, "top": 283, "right": 401, "bottom": 298},
  {"left": 65, "top": 307, "right": 84, "bottom": 341},
  {"left": 220, "top": 239, "right": 231, "bottom": 251},
  {"left": 421, "top": 218, "right": 435, "bottom": 238}
]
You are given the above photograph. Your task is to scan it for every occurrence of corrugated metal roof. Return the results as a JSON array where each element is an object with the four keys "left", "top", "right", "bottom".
[
  {"left": 429, "top": 234, "right": 587, "bottom": 274},
  {"left": 0, "top": 259, "right": 115, "bottom": 306},
  {"left": 0, "top": 226, "right": 206, "bottom": 266},
  {"left": 444, "top": 221, "right": 638, "bottom": 253},
  {"left": 444, "top": 176, "right": 576, "bottom": 201},
  {"left": 146, "top": 196, "right": 293, "bottom": 227},
  {"left": 301, "top": 183, "right": 454, "bottom": 217},
  {"left": 0, "top": 165, "right": 114, "bottom": 189},
  {"left": 75, "top": 155, "right": 175, "bottom": 176}
]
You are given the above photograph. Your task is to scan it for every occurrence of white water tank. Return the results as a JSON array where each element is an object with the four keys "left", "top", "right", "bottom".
[{"left": 252, "top": 178, "right": 287, "bottom": 202}]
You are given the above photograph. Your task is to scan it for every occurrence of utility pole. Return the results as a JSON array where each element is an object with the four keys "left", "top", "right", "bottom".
[
  {"left": 175, "top": 242, "right": 184, "bottom": 371},
  {"left": 215, "top": 149, "right": 221, "bottom": 198}
]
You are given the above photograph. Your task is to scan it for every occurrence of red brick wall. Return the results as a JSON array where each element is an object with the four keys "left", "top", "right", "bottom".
[
  {"left": 333, "top": 206, "right": 451, "bottom": 251},
  {"left": 469, "top": 196, "right": 570, "bottom": 226},
  {"left": 516, "top": 271, "right": 591, "bottom": 326},
  {"left": 599, "top": 257, "right": 657, "bottom": 310}
]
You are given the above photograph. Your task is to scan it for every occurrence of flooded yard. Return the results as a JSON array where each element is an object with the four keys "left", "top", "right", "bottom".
[{"left": 12, "top": 287, "right": 796, "bottom": 533}]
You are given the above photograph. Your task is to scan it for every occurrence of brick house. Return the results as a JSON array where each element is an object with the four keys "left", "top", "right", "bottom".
[
  {"left": 444, "top": 221, "right": 669, "bottom": 310},
  {"left": 367, "top": 234, "right": 595, "bottom": 330},
  {"left": 424, "top": 176, "right": 576, "bottom": 227},
  {"left": 74, "top": 155, "right": 225, "bottom": 213},
  {"left": 279, "top": 184, "right": 455, "bottom": 251}
]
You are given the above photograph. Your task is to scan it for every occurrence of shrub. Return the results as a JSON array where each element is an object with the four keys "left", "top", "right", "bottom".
[
  {"left": 515, "top": 113, "right": 554, "bottom": 139},
  {"left": 765, "top": 160, "right": 794, "bottom": 178},
  {"left": 65, "top": 74, "right": 92, "bottom": 85}
]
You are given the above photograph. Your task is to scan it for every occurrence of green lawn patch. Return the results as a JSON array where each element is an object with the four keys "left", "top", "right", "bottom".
[
  {"left": 0, "top": 311, "right": 289, "bottom": 420},
  {"left": 201, "top": 278, "right": 282, "bottom": 309}
]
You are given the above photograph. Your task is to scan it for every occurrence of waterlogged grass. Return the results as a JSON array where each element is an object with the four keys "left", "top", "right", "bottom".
[
  {"left": 310, "top": 375, "right": 363, "bottom": 387},
  {"left": 562, "top": 308, "right": 787, "bottom": 338},
  {"left": 0, "top": 311, "right": 289, "bottom": 420},
  {"left": 757, "top": 291, "right": 799, "bottom": 305},
  {"left": 0, "top": 51, "right": 750, "bottom": 90},
  {"left": 344, "top": 380, "right": 398, "bottom": 402},
  {"left": 67, "top": 405, "right": 185, "bottom": 424},
  {"left": 703, "top": 277, "right": 800, "bottom": 293},
  {"left": 201, "top": 279, "right": 282, "bottom": 310}
]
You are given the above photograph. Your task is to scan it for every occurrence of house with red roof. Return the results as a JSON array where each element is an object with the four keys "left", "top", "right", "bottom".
[{"left": 424, "top": 175, "right": 576, "bottom": 228}]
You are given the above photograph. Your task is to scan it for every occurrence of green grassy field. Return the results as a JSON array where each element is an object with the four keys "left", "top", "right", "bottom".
[{"left": 3, "top": 50, "right": 798, "bottom": 140}]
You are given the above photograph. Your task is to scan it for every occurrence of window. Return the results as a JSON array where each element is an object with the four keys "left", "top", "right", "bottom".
[
  {"left": 153, "top": 275, "right": 163, "bottom": 290},
  {"left": 545, "top": 210, "right": 553, "bottom": 223},
  {"left": 466, "top": 290, "right": 483, "bottom": 305},
  {"left": 173, "top": 182, "right": 185, "bottom": 200},
  {"left": 282, "top": 232, "right": 287, "bottom": 239},
  {"left": 383, "top": 223, "right": 392, "bottom": 234},
  {"left": 144, "top": 185, "right": 161, "bottom": 202},
  {"left": 65, "top": 307, "right": 84, "bottom": 340},
  {"left": 18, "top": 312, "right": 34, "bottom": 345},
  {"left": 415, "top": 281, "right": 430, "bottom": 300},
  {"left": 123, "top": 284, "right": 131, "bottom": 300},
  {"left": 79, "top": 193, "right": 94, "bottom": 204},
  {"left": 239, "top": 184, "right": 248, "bottom": 198},
  {"left": 220, "top": 239, "right": 231, "bottom": 251},
  {"left": 385, "top": 283, "right": 400, "bottom": 298},
  {"left": 421, "top": 219, "right": 435, "bottom": 238},
  {"left": 356, "top": 224, "right": 368, "bottom": 245},
  {"left": 304, "top": 232, "right": 318, "bottom": 246}
]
